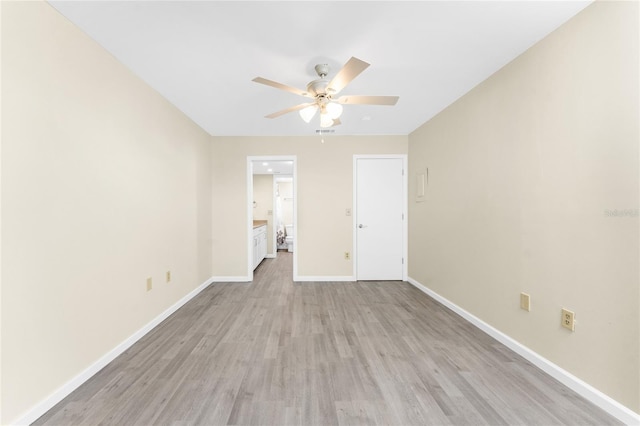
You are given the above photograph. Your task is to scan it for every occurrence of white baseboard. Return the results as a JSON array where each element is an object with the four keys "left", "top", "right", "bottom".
[
  {"left": 210, "top": 276, "right": 250, "bottom": 282},
  {"left": 406, "top": 277, "right": 640, "bottom": 426},
  {"left": 11, "top": 277, "right": 215, "bottom": 426},
  {"left": 293, "top": 275, "right": 355, "bottom": 282},
  {"left": 265, "top": 254, "right": 276, "bottom": 259}
]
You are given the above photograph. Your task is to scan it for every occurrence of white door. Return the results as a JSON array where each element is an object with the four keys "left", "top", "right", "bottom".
[{"left": 355, "top": 157, "right": 404, "bottom": 280}]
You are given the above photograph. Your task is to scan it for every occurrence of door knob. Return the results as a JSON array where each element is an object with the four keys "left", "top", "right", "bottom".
[{"left": 358, "top": 224, "right": 367, "bottom": 228}]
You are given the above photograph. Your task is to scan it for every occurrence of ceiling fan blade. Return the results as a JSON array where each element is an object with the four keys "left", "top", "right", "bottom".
[
  {"left": 327, "top": 57, "right": 370, "bottom": 94},
  {"left": 252, "top": 77, "right": 311, "bottom": 98},
  {"left": 265, "top": 102, "right": 317, "bottom": 119},
  {"left": 336, "top": 95, "right": 399, "bottom": 106},
  {"left": 331, "top": 118, "right": 342, "bottom": 127}
]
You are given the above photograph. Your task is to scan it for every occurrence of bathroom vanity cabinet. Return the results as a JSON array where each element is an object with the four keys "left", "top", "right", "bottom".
[{"left": 253, "top": 224, "right": 267, "bottom": 270}]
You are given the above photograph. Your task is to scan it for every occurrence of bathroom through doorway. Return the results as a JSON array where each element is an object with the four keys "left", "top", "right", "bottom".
[{"left": 247, "top": 156, "right": 297, "bottom": 281}]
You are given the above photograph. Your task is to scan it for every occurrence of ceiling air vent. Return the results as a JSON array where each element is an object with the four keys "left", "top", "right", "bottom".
[{"left": 315, "top": 129, "right": 335, "bottom": 134}]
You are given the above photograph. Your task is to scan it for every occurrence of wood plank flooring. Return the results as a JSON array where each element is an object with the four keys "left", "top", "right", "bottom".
[{"left": 35, "top": 253, "right": 621, "bottom": 425}]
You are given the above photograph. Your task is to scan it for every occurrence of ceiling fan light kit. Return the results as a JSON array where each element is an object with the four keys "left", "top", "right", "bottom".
[
  {"left": 320, "top": 112, "right": 334, "bottom": 128},
  {"left": 325, "top": 102, "right": 343, "bottom": 119},
  {"left": 299, "top": 104, "right": 318, "bottom": 123},
  {"left": 253, "top": 56, "right": 399, "bottom": 129}
]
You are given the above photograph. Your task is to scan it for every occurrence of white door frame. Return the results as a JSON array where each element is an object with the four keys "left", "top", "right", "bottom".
[
  {"left": 352, "top": 154, "right": 408, "bottom": 281},
  {"left": 247, "top": 155, "right": 297, "bottom": 281}
]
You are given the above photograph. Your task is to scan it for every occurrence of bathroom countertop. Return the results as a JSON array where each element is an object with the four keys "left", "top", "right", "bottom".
[{"left": 253, "top": 220, "right": 267, "bottom": 229}]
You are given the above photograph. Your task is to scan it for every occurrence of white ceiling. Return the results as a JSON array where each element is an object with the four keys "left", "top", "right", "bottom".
[{"left": 49, "top": 1, "right": 591, "bottom": 137}]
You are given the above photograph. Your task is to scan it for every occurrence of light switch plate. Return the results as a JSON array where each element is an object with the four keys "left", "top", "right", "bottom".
[{"left": 520, "top": 293, "right": 531, "bottom": 311}]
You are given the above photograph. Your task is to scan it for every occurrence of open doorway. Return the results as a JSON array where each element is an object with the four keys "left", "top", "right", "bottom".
[{"left": 247, "top": 156, "right": 297, "bottom": 281}]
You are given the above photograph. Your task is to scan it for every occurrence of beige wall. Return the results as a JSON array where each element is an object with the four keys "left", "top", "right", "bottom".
[
  {"left": 253, "top": 174, "right": 274, "bottom": 255},
  {"left": 1, "top": 2, "right": 213, "bottom": 423},
  {"left": 212, "top": 136, "right": 408, "bottom": 278},
  {"left": 408, "top": 1, "right": 639, "bottom": 413}
]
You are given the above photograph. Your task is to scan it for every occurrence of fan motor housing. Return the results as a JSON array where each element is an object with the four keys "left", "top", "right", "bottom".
[{"left": 306, "top": 79, "right": 330, "bottom": 97}]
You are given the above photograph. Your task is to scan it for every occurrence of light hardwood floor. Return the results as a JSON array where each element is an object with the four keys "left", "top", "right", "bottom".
[{"left": 35, "top": 253, "right": 621, "bottom": 425}]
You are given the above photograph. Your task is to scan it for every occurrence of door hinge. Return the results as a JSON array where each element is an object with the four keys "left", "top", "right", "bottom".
[
  {"left": 402, "top": 258, "right": 404, "bottom": 264},
  {"left": 402, "top": 213, "right": 404, "bottom": 220},
  {"left": 402, "top": 169, "right": 405, "bottom": 176}
]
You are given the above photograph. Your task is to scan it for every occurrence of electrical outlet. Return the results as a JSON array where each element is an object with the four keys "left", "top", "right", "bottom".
[
  {"left": 166, "top": 271, "right": 171, "bottom": 283},
  {"left": 146, "top": 277, "right": 153, "bottom": 292},
  {"left": 345, "top": 208, "right": 352, "bottom": 216},
  {"left": 520, "top": 293, "right": 531, "bottom": 312},
  {"left": 561, "top": 308, "right": 575, "bottom": 331},
  {"left": 344, "top": 252, "right": 350, "bottom": 260}
]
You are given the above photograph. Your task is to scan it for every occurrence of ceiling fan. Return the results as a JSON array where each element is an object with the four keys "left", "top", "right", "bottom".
[{"left": 252, "top": 57, "right": 399, "bottom": 128}]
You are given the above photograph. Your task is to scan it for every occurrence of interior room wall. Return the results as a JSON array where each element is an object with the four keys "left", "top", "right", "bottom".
[
  {"left": 1, "top": 2, "right": 213, "bottom": 423},
  {"left": 408, "top": 1, "right": 639, "bottom": 413},
  {"left": 211, "top": 136, "right": 408, "bottom": 278},
  {"left": 252, "top": 174, "right": 274, "bottom": 255},
  {"left": 278, "top": 181, "right": 294, "bottom": 227}
]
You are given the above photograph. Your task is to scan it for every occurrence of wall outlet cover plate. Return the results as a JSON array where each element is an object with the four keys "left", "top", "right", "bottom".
[{"left": 561, "top": 308, "right": 575, "bottom": 331}]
